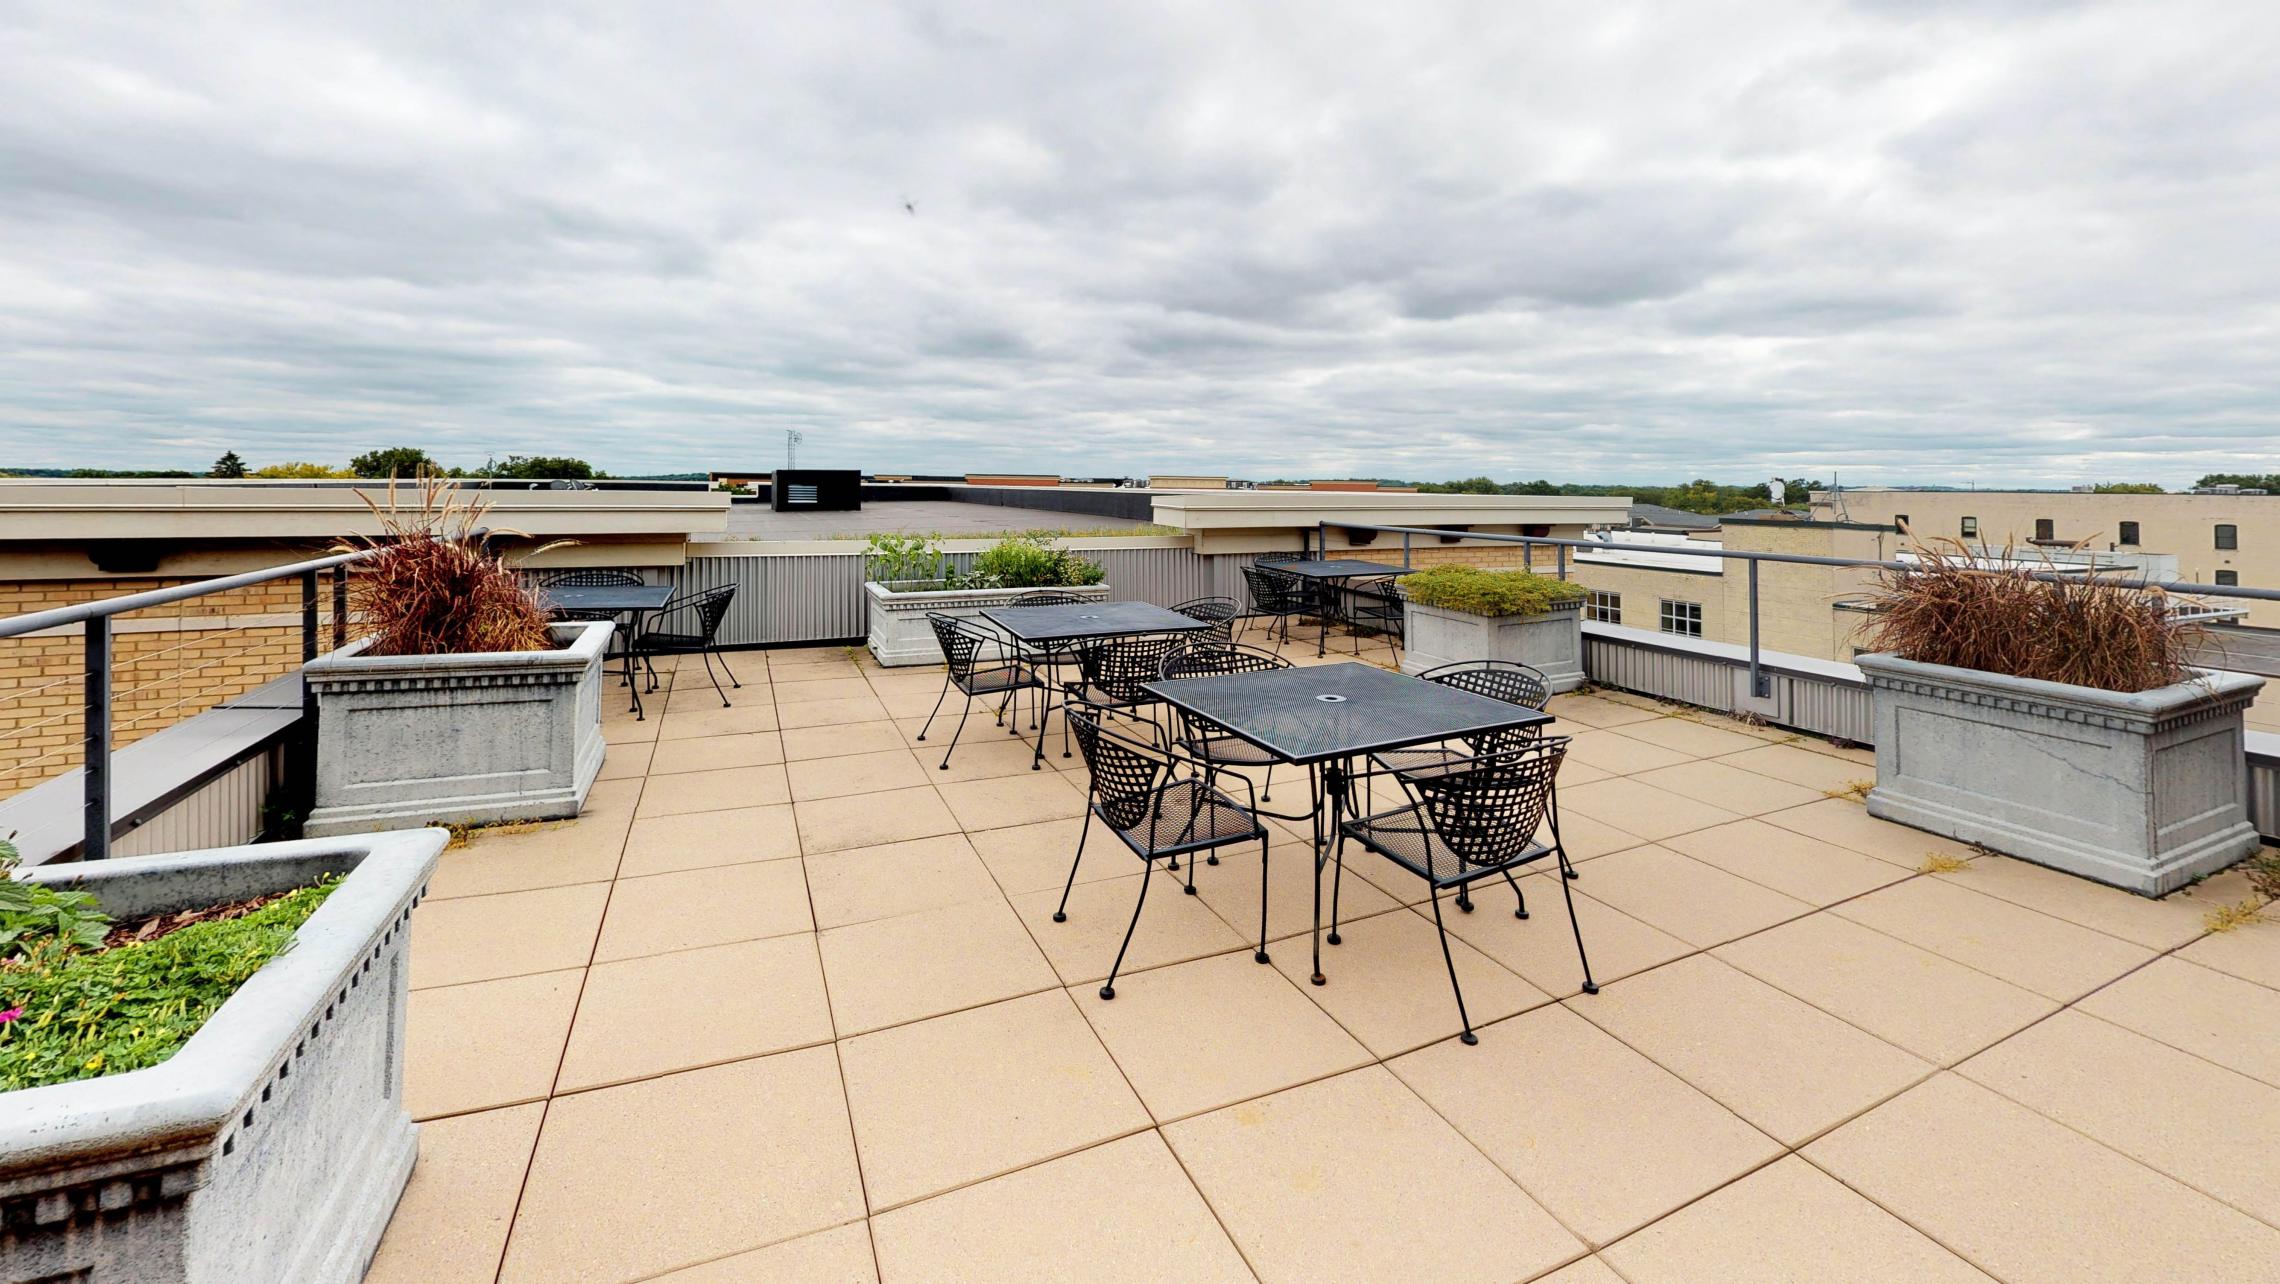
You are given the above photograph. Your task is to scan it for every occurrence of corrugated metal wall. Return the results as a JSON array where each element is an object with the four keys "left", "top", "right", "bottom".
[
  {"left": 110, "top": 744, "right": 285, "bottom": 860},
  {"left": 1582, "top": 634, "right": 1876, "bottom": 744}
]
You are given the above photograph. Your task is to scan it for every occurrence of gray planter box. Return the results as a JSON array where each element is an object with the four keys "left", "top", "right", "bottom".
[
  {"left": 304, "top": 620, "right": 609, "bottom": 836},
  {"left": 1857, "top": 653, "right": 2264, "bottom": 895},
  {"left": 0, "top": 830, "right": 446, "bottom": 1283},
  {"left": 865, "top": 580, "right": 1111, "bottom": 667},
  {"left": 1400, "top": 598, "right": 1585, "bottom": 691}
]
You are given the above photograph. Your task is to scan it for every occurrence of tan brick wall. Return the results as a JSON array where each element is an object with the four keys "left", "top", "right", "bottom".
[{"left": 0, "top": 577, "right": 335, "bottom": 794}]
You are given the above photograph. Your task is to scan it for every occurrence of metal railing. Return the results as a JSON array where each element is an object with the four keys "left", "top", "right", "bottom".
[
  {"left": 1308, "top": 521, "right": 2280, "bottom": 702},
  {"left": 0, "top": 548, "right": 374, "bottom": 860}
]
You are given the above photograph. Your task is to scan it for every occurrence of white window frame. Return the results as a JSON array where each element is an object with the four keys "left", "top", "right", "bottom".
[
  {"left": 1658, "top": 599, "right": 1704, "bottom": 638},
  {"left": 1586, "top": 590, "right": 1621, "bottom": 624}
]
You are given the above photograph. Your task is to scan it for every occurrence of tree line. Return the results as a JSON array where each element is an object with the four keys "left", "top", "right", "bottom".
[{"left": 203, "top": 448, "right": 599, "bottom": 480}]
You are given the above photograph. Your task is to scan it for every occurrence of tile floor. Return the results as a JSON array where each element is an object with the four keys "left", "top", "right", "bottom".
[{"left": 371, "top": 633, "right": 2280, "bottom": 1283}]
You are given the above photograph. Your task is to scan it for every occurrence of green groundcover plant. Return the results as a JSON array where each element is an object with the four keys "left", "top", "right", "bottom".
[
  {"left": 866, "top": 533, "right": 1106, "bottom": 592},
  {"left": 1398, "top": 564, "right": 1587, "bottom": 617},
  {"left": 0, "top": 881, "right": 335, "bottom": 1092}
]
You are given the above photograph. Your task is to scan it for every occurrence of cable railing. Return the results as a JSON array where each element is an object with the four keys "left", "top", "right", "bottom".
[
  {"left": 1305, "top": 520, "right": 2280, "bottom": 702},
  {"left": 0, "top": 548, "right": 373, "bottom": 860}
]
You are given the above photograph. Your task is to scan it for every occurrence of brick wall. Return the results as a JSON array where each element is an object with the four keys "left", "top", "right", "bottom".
[{"left": 0, "top": 578, "right": 332, "bottom": 795}]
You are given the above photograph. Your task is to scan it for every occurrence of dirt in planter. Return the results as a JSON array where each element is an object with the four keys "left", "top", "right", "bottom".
[{"left": 102, "top": 889, "right": 304, "bottom": 950}]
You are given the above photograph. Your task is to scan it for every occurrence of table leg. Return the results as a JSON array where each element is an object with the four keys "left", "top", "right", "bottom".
[
  {"left": 1310, "top": 759, "right": 1348, "bottom": 986},
  {"left": 624, "top": 612, "right": 646, "bottom": 720}
]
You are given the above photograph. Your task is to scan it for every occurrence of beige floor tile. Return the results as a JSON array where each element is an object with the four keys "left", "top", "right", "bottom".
[
  {"left": 1166, "top": 1066, "right": 1582, "bottom": 1282},
  {"left": 1832, "top": 876, "right": 2156, "bottom": 1000},
  {"left": 411, "top": 883, "right": 609, "bottom": 989},
  {"left": 1543, "top": 693, "right": 1664, "bottom": 728},
  {"left": 786, "top": 747, "right": 933, "bottom": 802},
  {"left": 2077, "top": 956, "right": 2280, "bottom": 1087},
  {"left": 652, "top": 1222, "right": 876, "bottom": 1282},
  {"left": 818, "top": 897, "right": 1060, "bottom": 1035},
  {"left": 595, "top": 739, "right": 654, "bottom": 781},
  {"left": 870, "top": 1131, "right": 1251, "bottom": 1284},
  {"left": 1547, "top": 811, "right": 1649, "bottom": 862},
  {"left": 501, "top": 1049, "right": 865, "bottom": 1284},
  {"left": 841, "top": 990, "right": 1150, "bottom": 1209},
  {"left": 1960, "top": 1009, "right": 2280, "bottom": 1228},
  {"left": 649, "top": 731, "right": 784, "bottom": 775},
  {"left": 1661, "top": 819, "right": 1912, "bottom": 907},
  {"left": 634, "top": 762, "right": 791, "bottom": 817},
  {"left": 657, "top": 701, "right": 780, "bottom": 740},
  {"left": 797, "top": 785, "right": 962, "bottom": 854},
  {"left": 804, "top": 833, "right": 1002, "bottom": 929},
  {"left": 1560, "top": 728, "right": 1694, "bottom": 775},
  {"left": 1437, "top": 871, "right": 1690, "bottom": 997},
  {"left": 1394, "top": 1003, "right": 1781, "bottom": 1245},
  {"left": 1607, "top": 715, "right": 1768, "bottom": 758},
  {"left": 1565, "top": 845, "right": 1812, "bottom": 948},
  {"left": 1716, "top": 913, "right": 2054, "bottom": 1065},
  {"left": 1076, "top": 950, "right": 1370, "bottom": 1122},
  {"left": 775, "top": 675, "right": 879, "bottom": 704},
  {"left": 1635, "top": 760, "right": 1825, "bottom": 816},
  {"left": 406, "top": 969, "right": 582, "bottom": 1119},
  {"left": 1533, "top": 1258, "right": 1626, "bottom": 1284},
  {"left": 367, "top": 1104, "right": 545, "bottom": 1284},
  {"left": 1720, "top": 741, "right": 1877, "bottom": 794},
  {"left": 595, "top": 859, "right": 814, "bottom": 961},
  {"left": 1941, "top": 856, "right": 2249, "bottom": 950},
  {"left": 782, "top": 719, "right": 913, "bottom": 761},
  {"left": 1276, "top": 907, "right": 1551, "bottom": 1056},
  {"left": 1559, "top": 778, "right": 1743, "bottom": 843},
  {"left": 1013, "top": 871, "right": 1252, "bottom": 985},
  {"left": 1807, "top": 1073, "right": 2280, "bottom": 1284},
  {"left": 1195, "top": 838, "right": 1399, "bottom": 944},
  {"left": 1761, "top": 798, "right": 1978, "bottom": 868},
  {"left": 937, "top": 771, "right": 1089, "bottom": 831},
  {"left": 557, "top": 935, "right": 834, "bottom": 1091},
  {"left": 2178, "top": 909, "right": 2280, "bottom": 990},
  {"left": 618, "top": 803, "right": 801, "bottom": 878},
  {"left": 906, "top": 735, "right": 1052, "bottom": 782},
  {"left": 964, "top": 815, "right": 1119, "bottom": 895},
  {"left": 1573, "top": 954, "right": 1931, "bottom": 1145},
  {"left": 603, "top": 714, "right": 662, "bottom": 745},
  {"left": 426, "top": 817, "right": 627, "bottom": 901},
  {"left": 778, "top": 694, "right": 895, "bottom": 729},
  {"left": 1603, "top": 1155, "right": 1993, "bottom": 1284}
]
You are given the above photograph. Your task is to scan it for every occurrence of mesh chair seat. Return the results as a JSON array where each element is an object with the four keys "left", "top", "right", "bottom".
[
  {"left": 1101, "top": 778, "right": 1266, "bottom": 858},
  {"left": 958, "top": 664, "right": 1043, "bottom": 697},
  {"left": 637, "top": 629, "right": 707, "bottom": 651},
  {"left": 1182, "top": 730, "right": 1278, "bottom": 766},
  {"left": 1340, "top": 806, "right": 1555, "bottom": 887}
]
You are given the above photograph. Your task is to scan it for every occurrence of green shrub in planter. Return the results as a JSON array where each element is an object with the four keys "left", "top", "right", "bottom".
[
  {"left": 965, "top": 534, "right": 1106, "bottom": 590},
  {"left": 1399, "top": 564, "right": 1585, "bottom": 617}
]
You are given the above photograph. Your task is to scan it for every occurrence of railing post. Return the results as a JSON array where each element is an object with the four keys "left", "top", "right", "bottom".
[
  {"left": 1747, "top": 559, "right": 1770, "bottom": 699},
  {"left": 1523, "top": 538, "right": 1533, "bottom": 574},
  {"left": 1557, "top": 544, "right": 1568, "bottom": 581},
  {"left": 82, "top": 616, "right": 112, "bottom": 860},
  {"left": 1402, "top": 531, "right": 1412, "bottom": 570},
  {"left": 301, "top": 569, "right": 320, "bottom": 726},
  {"left": 331, "top": 566, "right": 348, "bottom": 649}
]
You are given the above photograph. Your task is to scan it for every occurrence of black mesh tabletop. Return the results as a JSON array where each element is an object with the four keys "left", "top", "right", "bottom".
[
  {"left": 1144, "top": 661, "right": 1552, "bottom": 765},
  {"left": 541, "top": 585, "right": 675, "bottom": 613},
  {"left": 982, "top": 601, "right": 1211, "bottom": 644},
  {"left": 1279, "top": 559, "right": 1416, "bottom": 580}
]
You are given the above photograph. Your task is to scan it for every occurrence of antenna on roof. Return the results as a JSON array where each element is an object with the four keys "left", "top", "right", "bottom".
[{"left": 786, "top": 429, "right": 804, "bottom": 470}]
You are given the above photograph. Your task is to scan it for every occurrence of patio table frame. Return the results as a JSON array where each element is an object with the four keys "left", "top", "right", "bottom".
[
  {"left": 1275, "top": 559, "right": 1418, "bottom": 656},
  {"left": 981, "top": 601, "right": 1212, "bottom": 768},
  {"left": 542, "top": 583, "right": 675, "bottom": 720}
]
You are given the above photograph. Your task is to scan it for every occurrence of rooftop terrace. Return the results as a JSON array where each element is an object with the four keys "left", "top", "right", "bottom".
[{"left": 369, "top": 630, "right": 2280, "bottom": 1283}]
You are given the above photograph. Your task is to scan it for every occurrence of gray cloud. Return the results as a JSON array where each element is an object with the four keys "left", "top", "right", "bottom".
[{"left": 1, "top": 0, "right": 2277, "bottom": 486}]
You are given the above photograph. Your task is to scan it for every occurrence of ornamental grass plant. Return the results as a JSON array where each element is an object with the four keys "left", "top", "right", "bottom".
[
  {"left": 1858, "top": 541, "right": 2201, "bottom": 694},
  {"left": 338, "top": 474, "right": 561, "bottom": 657},
  {"left": 1398, "top": 564, "right": 1587, "bottom": 617}
]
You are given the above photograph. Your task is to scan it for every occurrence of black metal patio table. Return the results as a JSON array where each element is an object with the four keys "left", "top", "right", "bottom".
[
  {"left": 1142, "top": 661, "right": 1554, "bottom": 986},
  {"left": 983, "top": 601, "right": 1212, "bottom": 767},
  {"left": 541, "top": 584, "right": 674, "bottom": 720},
  {"left": 1277, "top": 559, "right": 1417, "bottom": 656}
]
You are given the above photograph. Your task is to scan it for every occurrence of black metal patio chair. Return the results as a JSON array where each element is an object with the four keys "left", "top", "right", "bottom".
[
  {"left": 916, "top": 612, "right": 1047, "bottom": 770},
  {"left": 1239, "top": 564, "right": 1327, "bottom": 647},
  {"left": 1170, "top": 595, "right": 1243, "bottom": 643},
  {"left": 632, "top": 584, "right": 741, "bottom": 706},
  {"left": 1331, "top": 737, "right": 1596, "bottom": 1044},
  {"left": 1159, "top": 640, "right": 1298, "bottom": 809},
  {"left": 538, "top": 568, "right": 644, "bottom": 621},
  {"left": 1343, "top": 576, "right": 1405, "bottom": 661},
  {"left": 1010, "top": 590, "right": 1090, "bottom": 741},
  {"left": 1368, "top": 660, "right": 1571, "bottom": 876},
  {"left": 1056, "top": 702, "right": 1272, "bottom": 997},
  {"left": 1063, "top": 632, "right": 1185, "bottom": 724}
]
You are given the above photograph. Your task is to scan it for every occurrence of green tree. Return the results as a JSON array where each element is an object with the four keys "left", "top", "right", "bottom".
[
  {"left": 2193, "top": 474, "right": 2280, "bottom": 491},
  {"left": 209, "top": 451, "right": 248, "bottom": 478},
  {"left": 349, "top": 447, "right": 441, "bottom": 478},
  {"left": 252, "top": 461, "right": 353, "bottom": 479},
  {"left": 479, "top": 455, "right": 597, "bottom": 480},
  {"left": 2091, "top": 482, "right": 2164, "bottom": 494}
]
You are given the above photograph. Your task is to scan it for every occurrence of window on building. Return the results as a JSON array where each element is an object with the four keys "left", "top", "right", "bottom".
[
  {"left": 2118, "top": 521, "right": 2140, "bottom": 546},
  {"left": 1658, "top": 599, "right": 1704, "bottom": 638},
  {"left": 2216, "top": 570, "right": 2239, "bottom": 587},
  {"left": 2216, "top": 524, "right": 2238, "bottom": 550},
  {"left": 1586, "top": 590, "right": 1621, "bottom": 624},
  {"left": 2034, "top": 518, "right": 2054, "bottom": 541},
  {"left": 1961, "top": 516, "right": 1979, "bottom": 539}
]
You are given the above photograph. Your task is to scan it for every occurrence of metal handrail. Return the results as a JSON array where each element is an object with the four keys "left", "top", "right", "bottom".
[
  {"left": 0, "top": 545, "right": 382, "bottom": 861},
  {"left": 1309, "top": 519, "right": 2280, "bottom": 704}
]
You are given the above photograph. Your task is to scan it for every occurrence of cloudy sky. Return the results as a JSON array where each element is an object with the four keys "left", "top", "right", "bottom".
[{"left": 2, "top": 1, "right": 2276, "bottom": 486}]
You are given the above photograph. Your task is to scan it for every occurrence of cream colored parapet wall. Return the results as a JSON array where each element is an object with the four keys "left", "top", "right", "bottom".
[
  {"left": 0, "top": 480, "right": 731, "bottom": 543},
  {"left": 1148, "top": 491, "right": 1633, "bottom": 553}
]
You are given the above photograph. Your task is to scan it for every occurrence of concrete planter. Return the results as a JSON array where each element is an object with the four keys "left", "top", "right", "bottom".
[
  {"left": 1858, "top": 653, "right": 2264, "bottom": 895},
  {"left": 304, "top": 620, "right": 609, "bottom": 836},
  {"left": 865, "top": 580, "right": 1111, "bottom": 666},
  {"left": 0, "top": 830, "right": 446, "bottom": 1283},
  {"left": 1399, "top": 598, "right": 1585, "bottom": 691}
]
